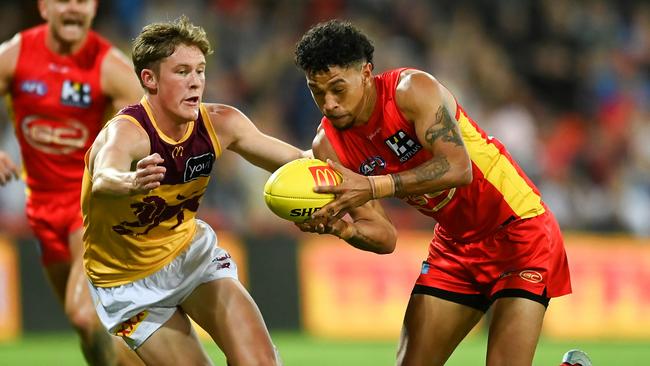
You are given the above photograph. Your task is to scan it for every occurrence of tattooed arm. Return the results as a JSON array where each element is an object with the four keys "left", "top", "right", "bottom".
[{"left": 391, "top": 70, "right": 472, "bottom": 197}]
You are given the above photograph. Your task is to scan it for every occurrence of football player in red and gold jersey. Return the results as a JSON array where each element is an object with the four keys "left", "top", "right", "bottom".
[
  {"left": 0, "top": 1, "right": 142, "bottom": 365},
  {"left": 295, "top": 20, "right": 572, "bottom": 366}
]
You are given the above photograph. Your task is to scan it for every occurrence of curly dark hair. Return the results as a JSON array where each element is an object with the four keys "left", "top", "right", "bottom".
[{"left": 295, "top": 20, "right": 374, "bottom": 73}]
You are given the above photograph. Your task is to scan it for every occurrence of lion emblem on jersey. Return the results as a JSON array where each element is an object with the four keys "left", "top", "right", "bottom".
[{"left": 112, "top": 191, "right": 203, "bottom": 236}]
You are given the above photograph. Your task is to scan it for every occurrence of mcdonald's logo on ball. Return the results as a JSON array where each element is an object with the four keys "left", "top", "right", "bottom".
[
  {"left": 263, "top": 158, "right": 342, "bottom": 222},
  {"left": 309, "top": 166, "right": 340, "bottom": 187}
]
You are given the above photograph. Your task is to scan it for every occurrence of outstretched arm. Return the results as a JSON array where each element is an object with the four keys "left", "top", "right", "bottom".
[
  {"left": 312, "top": 70, "right": 472, "bottom": 218},
  {"left": 89, "top": 118, "right": 165, "bottom": 196},
  {"left": 207, "top": 104, "right": 309, "bottom": 172}
]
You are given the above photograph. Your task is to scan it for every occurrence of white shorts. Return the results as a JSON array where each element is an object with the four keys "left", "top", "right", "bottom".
[{"left": 88, "top": 220, "right": 238, "bottom": 349}]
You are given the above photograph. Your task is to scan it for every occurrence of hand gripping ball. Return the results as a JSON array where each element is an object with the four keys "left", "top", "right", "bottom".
[{"left": 264, "top": 158, "right": 342, "bottom": 222}]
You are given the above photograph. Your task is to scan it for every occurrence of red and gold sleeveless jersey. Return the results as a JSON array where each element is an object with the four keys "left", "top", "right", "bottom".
[
  {"left": 322, "top": 68, "right": 546, "bottom": 242},
  {"left": 9, "top": 25, "right": 111, "bottom": 193},
  {"left": 83, "top": 98, "right": 222, "bottom": 286}
]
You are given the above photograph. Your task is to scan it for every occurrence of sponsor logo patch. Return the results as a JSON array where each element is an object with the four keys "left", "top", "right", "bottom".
[
  {"left": 367, "top": 127, "right": 382, "bottom": 140},
  {"left": 21, "top": 115, "right": 89, "bottom": 154},
  {"left": 308, "top": 166, "right": 339, "bottom": 187},
  {"left": 184, "top": 153, "right": 214, "bottom": 182},
  {"left": 20, "top": 80, "right": 47, "bottom": 96},
  {"left": 60, "top": 80, "right": 91, "bottom": 108},
  {"left": 384, "top": 130, "right": 422, "bottom": 163},
  {"left": 519, "top": 270, "right": 543, "bottom": 283},
  {"left": 212, "top": 253, "right": 232, "bottom": 263},
  {"left": 48, "top": 63, "right": 70, "bottom": 74},
  {"left": 172, "top": 146, "right": 184, "bottom": 158},
  {"left": 212, "top": 253, "right": 233, "bottom": 270},
  {"left": 358, "top": 156, "right": 386, "bottom": 176}
]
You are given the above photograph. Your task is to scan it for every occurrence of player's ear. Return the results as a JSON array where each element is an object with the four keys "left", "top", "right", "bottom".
[
  {"left": 37, "top": 0, "right": 48, "bottom": 20},
  {"left": 91, "top": 0, "right": 99, "bottom": 18},
  {"left": 141, "top": 69, "right": 157, "bottom": 91},
  {"left": 361, "top": 62, "right": 373, "bottom": 85}
]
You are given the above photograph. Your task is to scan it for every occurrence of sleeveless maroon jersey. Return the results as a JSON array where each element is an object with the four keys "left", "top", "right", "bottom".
[
  {"left": 9, "top": 24, "right": 111, "bottom": 193},
  {"left": 116, "top": 100, "right": 218, "bottom": 185},
  {"left": 82, "top": 99, "right": 220, "bottom": 285},
  {"left": 322, "top": 68, "right": 546, "bottom": 242}
]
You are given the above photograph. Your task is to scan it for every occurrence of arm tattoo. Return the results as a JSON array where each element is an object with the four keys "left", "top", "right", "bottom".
[
  {"left": 424, "top": 106, "right": 464, "bottom": 147},
  {"left": 349, "top": 231, "right": 372, "bottom": 245},
  {"left": 348, "top": 232, "right": 380, "bottom": 251},
  {"left": 415, "top": 155, "right": 450, "bottom": 183}
]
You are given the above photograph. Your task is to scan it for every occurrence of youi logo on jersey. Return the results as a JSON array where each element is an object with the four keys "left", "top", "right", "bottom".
[{"left": 184, "top": 152, "right": 214, "bottom": 182}]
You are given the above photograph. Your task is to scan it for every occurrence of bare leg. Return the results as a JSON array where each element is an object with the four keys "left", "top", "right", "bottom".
[
  {"left": 486, "top": 297, "right": 546, "bottom": 366},
  {"left": 44, "top": 229, "right": 143, "bottom": 366},
  {"left": 397, "top": 294, "right": 483, "bottom": 366},
  {"left": 114, "top": 335, "right": 145, "bottom": 366},
  {"left": 181, "top": 278, "right": 279, "bottom": 366},
  {"left": 45, "top": 258, "right": 118, "bottom": 365},
  {"left": 135, "top": 309, "right": 213, "bottom": 366}
]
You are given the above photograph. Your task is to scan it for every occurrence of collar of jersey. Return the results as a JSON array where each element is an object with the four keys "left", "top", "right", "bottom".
[{"left": 141, "top": 97, "right": 195, "bottom": 145}]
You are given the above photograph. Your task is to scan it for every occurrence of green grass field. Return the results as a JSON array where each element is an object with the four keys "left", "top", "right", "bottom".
[{"left": 0, "top": 332, "right": 648, "bottom": 365}]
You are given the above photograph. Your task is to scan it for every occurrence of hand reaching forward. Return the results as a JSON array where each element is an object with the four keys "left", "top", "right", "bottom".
[
  {"left": 311, "top": 159, "right": 372, "bottom": 223},
  {"left": 132, "top": 153, "right": 166, "bottom": 194},
  {"left": 0, "top": 151, "right": 19, "bottom": 186}
]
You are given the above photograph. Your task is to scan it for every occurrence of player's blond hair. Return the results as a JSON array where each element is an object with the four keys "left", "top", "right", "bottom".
[{"left": 132, "top": 15, "right": 212, "bottom": 87}]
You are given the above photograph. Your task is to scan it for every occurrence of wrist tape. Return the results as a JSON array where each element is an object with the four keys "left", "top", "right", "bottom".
[{"left": 368, "top": 174, "right": 395, "bottom": 199}]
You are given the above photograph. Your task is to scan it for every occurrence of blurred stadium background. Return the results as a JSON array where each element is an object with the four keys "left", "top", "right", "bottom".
[{"left": 0, "top": 0, "right": 649, "bottom": 364}]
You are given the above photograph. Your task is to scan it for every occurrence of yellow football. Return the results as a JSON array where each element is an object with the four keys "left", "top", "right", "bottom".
[{"left": 264, "top": 158, "right": 342, "bottom": 222}]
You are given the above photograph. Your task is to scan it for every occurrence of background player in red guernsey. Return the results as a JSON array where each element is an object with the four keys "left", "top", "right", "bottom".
[
  {"left": 0, "top": 1, "right": 143, "bottom": 365},
  {"left": 294, "top": 20, "right": 572, "bottom": 366}
]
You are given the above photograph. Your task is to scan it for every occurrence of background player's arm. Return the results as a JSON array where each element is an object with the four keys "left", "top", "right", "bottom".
[
  {"left": 0, "top": 34, "right": 20, "bottom": 185},
  {"left": 207, "top": 103, "right": 309, "bottom": 172},
  {"left": 296, "top": 128, "right": 398, "bottom": 254},
  {"left": 89, "top": 119, "right": 165, "bottom": 196},
  {"left": 101, "top": 48, "right": 143, "bottom": 114},
  {"left": 0, "top": 34, "right": 19, "bottom": 96}
]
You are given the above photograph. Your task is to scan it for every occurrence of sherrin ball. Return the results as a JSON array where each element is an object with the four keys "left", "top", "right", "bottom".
[{"left": 264, "top": 158, "right": 342, "bottom": 222}]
